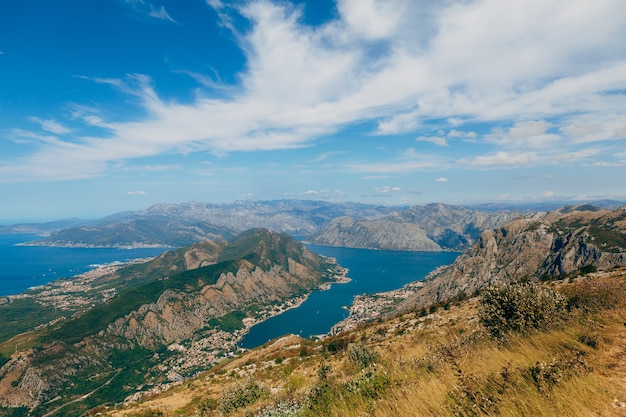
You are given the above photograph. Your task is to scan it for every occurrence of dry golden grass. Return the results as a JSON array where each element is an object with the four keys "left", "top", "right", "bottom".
[{"left": 109, "top": 271, "right": 626, "bottom": 417}]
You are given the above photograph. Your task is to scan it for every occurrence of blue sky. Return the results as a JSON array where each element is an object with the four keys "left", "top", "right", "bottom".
[{"left": 1, "top": 0, "right": 626, "bottom": 221}]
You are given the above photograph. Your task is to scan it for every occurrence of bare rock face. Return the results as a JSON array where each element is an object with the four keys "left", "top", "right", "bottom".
[
  {"left": 106, "top": 259, "right": 320, "bottom": 348},
  {"left": 311, "top": 216, "right": 441, "bottom": 251},
  {"left": 0, "top": 344, "right": 107, "bottom": 409},
  {"left": 311, "top": 203, "right": 519, "bottom": 251},
  {"left": 400, "top": 205, "right": 626, "bottom": 310}
]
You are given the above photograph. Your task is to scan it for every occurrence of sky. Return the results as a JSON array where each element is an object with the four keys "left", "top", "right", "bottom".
[{"left": 1, "top": 0, "right": 626, "bottom": 222}]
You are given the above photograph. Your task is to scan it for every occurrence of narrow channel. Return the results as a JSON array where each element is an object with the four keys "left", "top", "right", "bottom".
[{"left": 239, "top": 245, "right": 459, "bottom": 349}]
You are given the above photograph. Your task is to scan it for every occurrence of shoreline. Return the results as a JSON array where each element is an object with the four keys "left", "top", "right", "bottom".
[
  {"left": 237, "top": 262, "right": 351, "bottom": 346},
  {"left": 18, "top": 241, "right": 172, "bottom": 249},
  {"left": 1, "top": 257, "right": 156, "bottom": 302}
]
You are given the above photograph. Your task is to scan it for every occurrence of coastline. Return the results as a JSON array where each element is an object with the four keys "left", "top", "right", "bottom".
[
  {"left": 331, "top": 264, "right": 453, "bottom": 335},
  {"left": 1, "top": 257, "right": 156, "bottom": 304},
  {"left": 18, "top": 241, "right": 172, "bottom": 249}
]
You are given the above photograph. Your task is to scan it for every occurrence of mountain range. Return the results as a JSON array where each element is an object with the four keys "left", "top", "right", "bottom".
[
  {"left": 310, "top": 203, "right": 520, "bottom": 251},
  {"left": 13, "top": 200, "right": 399, "bottom": 248},
  {"left": 404, "top": 204, "right": 626, "bottom": 310},
  {"left": 0, "top": 229, "right": 344, "bottom": 415},
  {"left": 8, "top": 200, "right": 524, "bottom": 251},
  {"left": 333, "top": 204, "right": 626, "bottom": 333},
  {"left": 2, "top": 199, "right": 623, "bottom": 252}
]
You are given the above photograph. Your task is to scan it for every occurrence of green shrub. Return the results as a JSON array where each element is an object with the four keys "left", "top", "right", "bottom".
[
  {"left": 347, "top": 344, "right": 379, "bottom": 369},
  {"left": 526, "top": 351, "right": 588, "bottom": 394},
  {"left": 324, "top": 337, "right": 348, "bottom": 354},
  {"left": 345, "top": 371, "right": 390, "bottom": 400},
  {"left": 219, "top": 378, "right": 267, "bottom": 414},
  {"left": 257, "top": 398, "right": 308, "bottom": 417},
  {"left": 578, "top": 334, "right": 598, "bottom": 349},
  {"left": 317, "top": 363, "right": 331, "bottom": 381},
  {"left": 479, "top": 281, "right": 566, "bottom": 338},
  {"left": 0, "top": 406, "right": 29, "bottom": 417}
]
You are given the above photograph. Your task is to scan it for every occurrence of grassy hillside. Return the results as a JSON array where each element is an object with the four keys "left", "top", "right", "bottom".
[{"left": 110, "top": 269, "right": 626, "bottom": 417}]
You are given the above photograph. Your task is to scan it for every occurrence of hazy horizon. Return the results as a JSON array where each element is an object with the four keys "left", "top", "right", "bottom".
[{"left": 2, "top": 196, "right": 625, "bottom": 226}]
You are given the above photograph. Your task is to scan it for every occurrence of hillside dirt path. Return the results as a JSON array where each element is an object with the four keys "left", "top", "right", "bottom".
[{"left": 42, "top": 368, "right": 122, "bottom": 417}]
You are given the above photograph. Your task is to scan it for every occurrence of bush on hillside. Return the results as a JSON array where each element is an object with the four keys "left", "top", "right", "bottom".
[
  {"left": 479, "top": 281, "right": 566, "bottom": 338},
  {"left": 347, "top": 343, "right": 379, "bottom": 369},
  {"left": 219, "top": 378, "right": 267, "bottom": 414}
]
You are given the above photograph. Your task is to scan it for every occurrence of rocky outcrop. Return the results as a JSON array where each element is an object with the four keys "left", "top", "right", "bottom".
[
  {"left": 309, "top": 216, "right": 441, "bottom": 251},
  {"left": 106, "top": 260, "right": 321, "bottom": 348},
  {"left": 310, "top": 203, "right": 519, "bottom": 251},
  {"left": 400, "top": 205, "right": 626, "bottom": 310}
]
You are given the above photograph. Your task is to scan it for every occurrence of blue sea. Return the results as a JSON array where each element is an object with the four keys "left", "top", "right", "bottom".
[
  {"left": 0, "top": 233, "right": 169, "bottom": 296},
  {"left": 239, "top": 245, "right": 458, "bottom": 348}
]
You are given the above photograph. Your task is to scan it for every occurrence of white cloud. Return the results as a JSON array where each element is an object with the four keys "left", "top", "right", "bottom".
[
  {"left": 301, "top": 189, "right": 334, "bottom": 198},
  {"left": 29, "top": 117, "right": 72, "bottom": 135},
  {"left": 337, "top": 0, "right": 404, "bottom": 40},
  {"left": 4, "top": 0, "right": 626, "bottom": 182},
  {"left": 416, "top": 135, "right": 448, "bottom": 147},
  {"left": 415, "top": 128, "right": 478, "bottom": 147},
  {"left": 560, "top": 112, "right": 626, "bottom": 143},
  {"left": 373, "top": 186, "right": 401, "bottom": 193},
  {"left": 149, "top": 6, "right": 176, "bottom": 22},
  {"left": 458, "top": 152, "right": 538, "bottom": 168},
  {"left": 447, "top": 130, "right": 477, "bottom": 139},
  {"left": 485, "top": 120, "right": 562, "bottom": 149},
  {"left": 127, "top": 191, "right": 147, "bottom": 195},
  {"left": 436, "top": 177, "right": 449, "bottom": 182},
  {"left": 309, "top": 151, "right": 345, "bottom": 163},
  {"left": 124, "top": 0, "right": 176, "bottom": 23}
]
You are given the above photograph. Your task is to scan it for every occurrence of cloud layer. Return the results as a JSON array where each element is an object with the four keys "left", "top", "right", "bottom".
[{"left": 2, "top": 0, "right": 626, "bottom": 182}]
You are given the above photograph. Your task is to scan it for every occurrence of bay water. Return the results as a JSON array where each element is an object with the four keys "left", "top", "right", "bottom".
[
  {"left": 0, "top": 233, "right": 168, "bottom": 296},
  {"left": 239, "top": 245, "right": 458, "bottom": 348}
]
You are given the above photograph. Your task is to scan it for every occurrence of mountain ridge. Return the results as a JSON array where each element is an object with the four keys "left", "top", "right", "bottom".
[
  {"left": 310, "top": 203, "right": 520, "bottom": 251},
  {"left": 403, "top": 204, "right": 626, "bottom": 310},
  {"left": 0, "top": 229, "right": 345, "bottom": 415},
  {"left": 331, "top": 204, "right": 626, "bottom": 334}
]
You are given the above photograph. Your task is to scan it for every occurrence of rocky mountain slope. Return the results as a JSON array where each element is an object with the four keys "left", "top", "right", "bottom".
[
  {"left": 0, "top": 229, "right": 345, "bottom": 415},
  {"left": 310, "top": 203, "right": 519, "bottom": 251},
  {"left": 330, "top": 204, "right": 626, "bottom": 333},
  {"left": 25, "top": 200, "right": 397, "bottom": 248},
  {"left": 402, "top": 204, "right": 626, "bottom": 309},
  {"left": 140, "top": 200, "right": 397, "bottom": 234}
]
